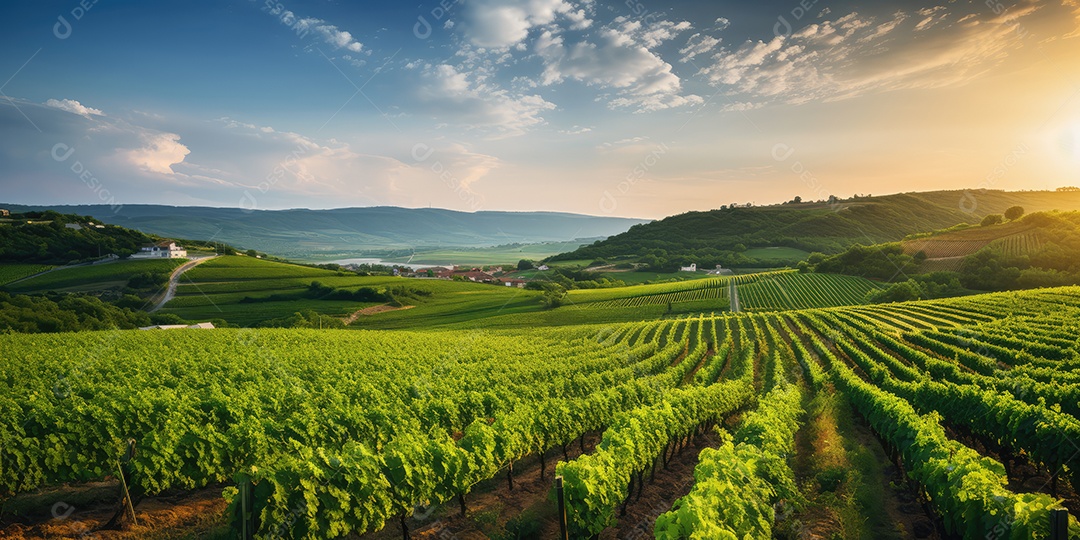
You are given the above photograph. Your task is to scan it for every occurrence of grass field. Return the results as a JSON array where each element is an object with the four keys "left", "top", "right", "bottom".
[
  {"left": 0, "top": 264, "right": 53, "bottom": 286},
  {"left": 5, "top": 259, "right": 185, "bottom": 293},
  {"left": 160, "top": 255, "right": 547, "bottom": 328}
]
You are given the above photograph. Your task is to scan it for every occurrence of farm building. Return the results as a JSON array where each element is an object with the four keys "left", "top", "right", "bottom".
[
  {"left": 0, "top": 209, "right": 9, "bottom": 217},
  {"left": 132, "top": 241, "right": 188, "bottom": 259},
  {"left": 680, "top": 263, "right": 697, "bottom": 272},
  {"left": 454, "top": 270, "right": 496, "bottom": 283}
]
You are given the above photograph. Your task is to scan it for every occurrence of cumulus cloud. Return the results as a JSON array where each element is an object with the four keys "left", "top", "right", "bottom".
[
  {"left": 698, "top": 3, "right": 1058, "bottom": 107},
  {"left": 416, "top": 64, "right": 556, "bottom": 136},
  {"left": 535, "top": 18, "right": 701, "bottom": 112},
  {"left": 44, "top": 99, "right": 103, "bottom": 117},
  {"left": 124, "top": 132, "right": 190, "bottom": 174},
  {"left": 460, "top": 0, "right": 586, "bottom": 48}
]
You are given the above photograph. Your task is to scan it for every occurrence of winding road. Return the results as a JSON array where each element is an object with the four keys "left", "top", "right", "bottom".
[{"left": 149, "top": 255, "right": 216, "bottom": 313}]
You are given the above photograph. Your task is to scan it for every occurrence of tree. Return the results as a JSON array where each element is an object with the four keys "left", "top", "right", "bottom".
[
  {"left": 981, "top": 214, "right": 1003, "bottom": 227},
  {"left": 1004, "top": 206, "right": 1025, "bottom": 221},
  {"left": 792, "top": 196, "right": 802, "bottom": 204},
  {"left": 517, "top": 259, "right": 535, "bottom": 271}
]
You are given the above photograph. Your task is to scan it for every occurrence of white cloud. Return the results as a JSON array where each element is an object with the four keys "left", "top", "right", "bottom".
[
  {"left": 295, "top": 17, "right": 363, "bottom": 52},
  {"left": 416, "top": 64, "right": 556, "bottom": 136},
  {"left": 559, "top": 125, "right": 592, "bottom": 135},
  {"left": 460, "top": 0, "right": 582, "bottom": 48},
  {"left": 534, "top": 18, "right": 701, "bottom": 112},
  {"left": 124, "top": 132, "right": 190, "bottom": 175},
  {"left": 680, "top": 33, "right": 721, "bottom": 63},
  {"left": 699, "top": 4, "right": 1051, "bottom": 107},
  {"left": 44, "top": 99, "right": 103, "bottom": 118},
  {"left": 914, "top": 6, "right": 948, "bottom": 31},
  {"left": 263, "top": 5, "right": 363, "bottom": 54}
]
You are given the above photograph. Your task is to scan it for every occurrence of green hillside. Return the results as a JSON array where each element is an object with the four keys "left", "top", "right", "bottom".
[{"left": 552, "top": 190, "right": 1080, "bottom": 269}]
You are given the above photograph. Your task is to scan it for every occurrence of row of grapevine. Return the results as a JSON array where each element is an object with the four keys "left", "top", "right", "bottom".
[
  {"left": 557, "top": 315, "right": 756, "bottom": 537},
  {"left": 736, "top": 272, "right": 883, "bottom": 312},
  {"left": 568, "top": 270, "right": 793, "bottom": 309},
  {"left": 655, "top": 328, "right": 803, "bottom": 539},
  {"left": 787, "top": 314, "right": 1079, "bottom": 538}
]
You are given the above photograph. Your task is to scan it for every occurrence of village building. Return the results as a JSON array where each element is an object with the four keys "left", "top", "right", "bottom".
[{"left": 131, "top": 241, "right": 188, "bottom": 259}]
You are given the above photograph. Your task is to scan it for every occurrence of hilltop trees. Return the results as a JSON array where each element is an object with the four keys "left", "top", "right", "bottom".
[
  {"left": 1004, "top": 206, "right": 1025, "bottom": 221},
  {"left": 980, "top": 214, "right": 1003, "bottom": 227}
]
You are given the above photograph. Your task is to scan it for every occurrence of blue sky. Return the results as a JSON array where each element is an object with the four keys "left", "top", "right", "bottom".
[{"left": 2, "top": 0, "right": 1079, "bottom": 218}]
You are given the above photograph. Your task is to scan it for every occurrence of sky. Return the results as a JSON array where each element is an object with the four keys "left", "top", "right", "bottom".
[{"left": 1, "top": 0, "right": 1079, "bottom": 219}]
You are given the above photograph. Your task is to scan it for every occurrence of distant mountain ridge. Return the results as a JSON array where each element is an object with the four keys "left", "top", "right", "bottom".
[{"left": 0, "top": 204, "right": 650, "bottom": 260}]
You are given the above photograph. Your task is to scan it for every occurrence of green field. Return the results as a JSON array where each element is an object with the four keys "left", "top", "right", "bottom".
[
  {"left": 162, "top": 258, "right": 888, "bottom": 328},
  {"left": 5, "top": 287, "right": 1080, "bottom": 538},
  {"left": 160, "top": 255, "right": 547, "bottom": 328},
  {"left": 0, "top": 264, "right": 53, "bottom": 286},
  {"left": 5, "top": 259, "right": 185, "bottom": 293}
]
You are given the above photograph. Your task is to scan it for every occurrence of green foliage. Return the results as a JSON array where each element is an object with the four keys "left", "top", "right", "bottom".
[
  {"left": 517, "top": 259, "right": 535, "bottom": 271},
  {"left": 981, "top": 214, "right": 1003, "bottom": 226},
  {"left": 0, "top": 291, "right": 156, "bottom": 333},
  {"left": 9, "top": 286, "right": 1080, "bottom": 538},
  {"left": 814, "top": 243, "right": 917, "bottom": 280},
  {"left": 867, "top": 272, "right": 966, "bottom": 303},
  {"left": 655, "top": 438, "right": 775, "bottom": 540},
  {"left": 0, "top": 211, "right": 156, "bottom": 264},
  {"left": 794, "top": 312, "right": 1080, "bottom": 539},
  {"left": 256, "top": 309, "right": 347, "bottom": 328},
  {"left": 958, "top": 248, "right": 1023, "bottom": 291},
  {"left": 1004, "top": 206, "right": 1025, "bottom": 221}
]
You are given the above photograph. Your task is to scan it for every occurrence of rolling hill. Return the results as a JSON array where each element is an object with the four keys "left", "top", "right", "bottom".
[
  {"left": 551, "top": 189, "right": 1080, "bottom": 267},
  {"left": 0, "top": 204, "right": 649, "bottom": 260}
]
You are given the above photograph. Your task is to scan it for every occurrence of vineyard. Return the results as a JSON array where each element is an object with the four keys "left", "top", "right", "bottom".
[
  {"left": 735, "top": 272, "right": 884, "bottom": 311},
  {"left": 993, "top": 231, "right": 1046, "bottom": 258},
  {"left": 0, "top": 264, "right": 52, "bottom": 286},
  {"left": 4, "top": 286, "right": 1080, "bottom": 538},
  {"left": 567, "top": 271, "right": 789, "bottom": 310},
  {"left": 902, "top": 220, "right": 1046, "bottom": 260}
]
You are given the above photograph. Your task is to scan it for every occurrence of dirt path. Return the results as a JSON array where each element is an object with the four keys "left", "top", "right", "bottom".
[
  {"left": 342, "top": 304, "right": 415, "bottom": 324},
  {"left": 602, "top": 429, "right": 723, "bottom": 540},
  {"left": 148, "top": 256, "right": 216, "bottom": 313},
  {"left": 729, "top": 281, "right": 740, "bottom": 312},
  {"left": 0, "top": 483, "right": 228, "bottom": 539},
  {"left": 358, "top": 433, "right": 603, "bottom": 540}
]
